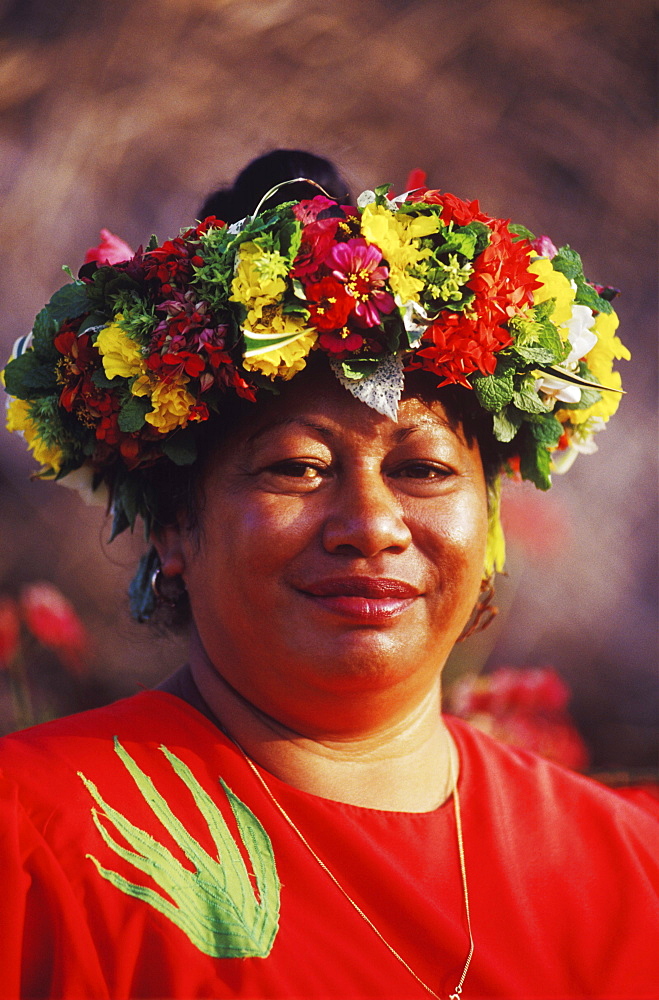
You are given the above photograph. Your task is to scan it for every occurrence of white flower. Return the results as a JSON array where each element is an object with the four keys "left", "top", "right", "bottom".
[
  {"left": 536, "top": 304, "right": 598, "bottom": 404},
  {"left": 562, "top": 304, "right": 598, "bottom": 366}
]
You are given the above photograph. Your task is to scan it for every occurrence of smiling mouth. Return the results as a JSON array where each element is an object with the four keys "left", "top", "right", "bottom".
[{"left": 298, "top": 577, "right": 421, "bottom": 623}]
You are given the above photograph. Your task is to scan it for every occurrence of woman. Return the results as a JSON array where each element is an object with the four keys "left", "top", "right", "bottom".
[{"left": 1, "top": 152, "right": 656, "bottom": 1000}]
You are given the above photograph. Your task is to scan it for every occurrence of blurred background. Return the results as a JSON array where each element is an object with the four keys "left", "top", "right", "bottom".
[{"left": 0, "top": 0, "right": 656, "bottom": 776}]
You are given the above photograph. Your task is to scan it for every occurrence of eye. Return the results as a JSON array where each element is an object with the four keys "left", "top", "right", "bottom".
[
  {"left": 259, "top": 459, "right": 332, "bottom": 491},
  {"left": 389, "top": 462, "right": 452, "bottom": 481},
  {"left": 269, "top": 461, "right": 326, "bottom": 479}
]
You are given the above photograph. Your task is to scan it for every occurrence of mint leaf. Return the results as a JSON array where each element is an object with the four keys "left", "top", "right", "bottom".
[
  {"left": 551, "top": 245, "right": 582, "bottom": 282},
  {"left": 513, "top": 344, "right": 557, "bottom": 365},
  {"left": 528, "top": 415, "right": 564, "bottom": 446},
  {"left": 472, "top": 370, "right": 515, "bottom": 411},
  {"left": 513, "top": 378, "right": 549, "bottom": 414},
  {"left": 520, "top": 439, "right": 552, "bottom": 490},
  {"left": 492, "top": 408, "right": 522, "bottom": 443}
]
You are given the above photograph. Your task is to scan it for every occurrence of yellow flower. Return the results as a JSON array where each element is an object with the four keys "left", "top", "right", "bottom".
[
  {"left": 242, "top": 316, "right": 318, "bottom": 381},
  {"left": 557, "top": 309, "right": 630, "bottom": 425},
  {"left": 132, "top": 374, "right": 197, "bottom": 434},
  {"left": 96, "top": 315, "right": 147, "bottom": 380},
  {"left": 6, "top": 398, "right": 63, "bottom": 475},
  {"left": 360, "top": 204, "right": 437, "bottom": 303},
  {"left": 529, "top": 258, "right": 575, "bottom": 328},
  {"left": 230, "top": 242, "right": 289, "bottom": 329},
  {"left": 484, "top": 479, "right": 506, "bottom": 576}
]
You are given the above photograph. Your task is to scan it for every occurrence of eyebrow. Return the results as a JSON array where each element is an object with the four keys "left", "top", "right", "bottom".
[{"left": 246, "top": 412, "right": 453, "bottom": 447}]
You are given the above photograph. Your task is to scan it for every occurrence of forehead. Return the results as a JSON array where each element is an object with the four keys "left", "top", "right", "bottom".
[{"left": 217, "top": 363, "right": 474, "bottom": 454}]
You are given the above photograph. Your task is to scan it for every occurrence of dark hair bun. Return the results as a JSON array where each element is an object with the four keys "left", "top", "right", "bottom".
[{"left": 198, "top": 148, "right": 351, "bottom": 223}]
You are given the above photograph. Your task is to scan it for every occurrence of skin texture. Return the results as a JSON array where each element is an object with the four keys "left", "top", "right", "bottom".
[{"left": 155, "top": 367, "right": 488, "bottom": 810}]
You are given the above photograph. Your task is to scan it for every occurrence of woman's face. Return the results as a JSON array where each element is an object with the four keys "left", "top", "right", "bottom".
[{"left": 169, "top": 367, "right": 488, "bottom": 732}]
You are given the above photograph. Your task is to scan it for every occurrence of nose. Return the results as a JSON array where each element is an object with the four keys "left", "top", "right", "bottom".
[{"left": 322, "top": 465, "right": 412, "bottom": 558}]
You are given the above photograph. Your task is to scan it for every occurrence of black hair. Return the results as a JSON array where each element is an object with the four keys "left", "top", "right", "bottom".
[{"left": 198, "top": 149, "right": 351, "bottom": 223}]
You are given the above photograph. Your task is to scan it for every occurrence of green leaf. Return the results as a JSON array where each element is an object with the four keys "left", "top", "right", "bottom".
[
  {"left": 146, "top": 234, "right": 159, "bottom": 251},
  {"left": 339, "top": 359, "right": 380, "bottom": 381},
  {"left": 118, "top": 394, "right": 151, "bottom": 433},
  {"left": 31, "top": 306, "right": 59, "bottom": 356},
  {"left": 528, "top": 414, "right": 564, "bottom": 446},
  {"left": 3, "top": 351, "right": 59, "bottom": 397},
  {"left": 574, "top": 280, "right": 613, "bottom": 314},
  {"left": 161, "top": 429, "right": 198, "bottom": 466},
  {"left": 471, "top": 370, "right": 515, "bottom": 411},
  {"left": 512, "top": 344, "right": 558, "bottom": 365},
  {"left": 520, "top": 438, "right": 552, "bottom": 490},
  {"left": 551, "top": 245, "right": 582, "bottom": 282},
  {"left": 47, "top": 281, "right": 91, "bottom": 322},
  {"left": 508, "top": 223, "right": 535, "bottom": 241},
  {"left": 513, "top": 378, "right": 550, "bottom": 414},
  {"left": 374, "top": 183, "right": 392, "bottom": 205},
  {"left": 439, "top": 227, "right": 477, "bottom": 257},
  {"left": 492, "top": 408, "right": 522, "bottom": 443}
]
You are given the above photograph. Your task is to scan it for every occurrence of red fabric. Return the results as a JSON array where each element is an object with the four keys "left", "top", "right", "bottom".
[{"left": 0, "top": 691, "right": 657, "bottom": 1000}]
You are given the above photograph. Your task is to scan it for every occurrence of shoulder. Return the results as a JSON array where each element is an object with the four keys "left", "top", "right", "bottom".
[
  {"left": 448, "top": 715, "right": 659, "bottom": 853},
  {"left": 0, "top": 692, "right": 223, "bottom": 815}
]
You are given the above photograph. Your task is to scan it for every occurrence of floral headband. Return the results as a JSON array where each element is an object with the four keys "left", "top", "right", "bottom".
[{"left": 3, "top": 182, "right": 628, "bottom": 579}]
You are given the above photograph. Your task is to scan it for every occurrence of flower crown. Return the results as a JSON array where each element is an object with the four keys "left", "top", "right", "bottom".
[{"left": 3, "top": 181, "right": 628, "bottom": 577}]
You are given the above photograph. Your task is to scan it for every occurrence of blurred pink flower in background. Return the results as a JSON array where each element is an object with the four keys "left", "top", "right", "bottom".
[
  {"left": 0, "top": 596, "right": 20, "bottom": 670},
  {"left": 84, "top": 228, "right": 134, "bottom": 266},
  {"left": 447, "top": 667, "right": 590, "bottom": 772},
  {"left": 20, "top": 582, "right": 88, "bottom": 676},
  {"left": 501, "top": 484, "right": 571, "bottom": 559}
]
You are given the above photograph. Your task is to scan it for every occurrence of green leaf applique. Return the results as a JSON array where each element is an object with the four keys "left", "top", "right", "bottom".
[{"left": 78, "top": 738, "right": 280, "bottom": 958}]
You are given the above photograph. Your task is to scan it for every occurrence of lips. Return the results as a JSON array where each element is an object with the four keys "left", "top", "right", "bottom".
[
  {"left": 302, "top": 577, "right": 420, "bottom": 598},
  {"left": 298, "top": 577, "right": 421, "bottom": 623}
]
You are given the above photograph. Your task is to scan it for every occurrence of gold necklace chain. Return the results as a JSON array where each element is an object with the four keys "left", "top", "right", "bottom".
[{"left": 239, "top": 726, "right": 474, "bottom": 1000}]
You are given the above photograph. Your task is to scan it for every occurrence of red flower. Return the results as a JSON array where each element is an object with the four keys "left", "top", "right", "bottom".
[
  {"left": 20, "top": 583, "right": 88, "bottom": 676},
  {"left": 84, "top": 228, "right": 134, "bottom": 266},
  {"left": 0, "top": 596, "right": 20, "bottom": 669},
  {"left": 421, "top": 190, "right": 487, "bottom": 227},
  {"left": 292, "top": 217, "right": 341, "bottom": 279},
  {"left": 412, "top": 311, "right": 507, "bottom": 387},
  {"left": 411, "top": 217, "right": 538, "bottom": 386},
  {"left": 143, "top": 238, "right": 197, "bottom": 295},
  {"left": 305, "top": 275, "right": 355, "bottom": 331},
  {"left": 318, "top": 328, "right": 365, "bottom": 355},
  {"left": 328, "top": 238, "right": 395, "bottom": 328}
]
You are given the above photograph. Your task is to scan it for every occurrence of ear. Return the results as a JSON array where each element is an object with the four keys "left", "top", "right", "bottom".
[{"left": 151, "top": 525, "right": 186, "bottom": 579}]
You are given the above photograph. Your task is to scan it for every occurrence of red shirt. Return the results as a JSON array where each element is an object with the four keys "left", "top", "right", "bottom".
[{"left": 0, "top": 691, "right": 657, "bottom": 999}]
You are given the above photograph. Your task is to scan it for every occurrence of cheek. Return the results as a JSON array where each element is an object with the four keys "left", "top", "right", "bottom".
[{"left": 413, "top": 492, "right": 488, "bottom": 585}]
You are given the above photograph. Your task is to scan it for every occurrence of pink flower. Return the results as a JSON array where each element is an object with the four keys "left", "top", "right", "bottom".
[
  {"left": 0, "top": 596, "right": 20, "bottom": 669},
  {"left": 530, "top": 235, "right": 558, "bottom": 259},
  {"left": 85, "top": 228, "right": 134, "bottom": 266},
  {"left": 20, "top": 583, "right": 88, "bottom": 675},
  {"left": 292, "top": 196, "right": 339, "bottom": 225},
  {"left": 328, "top": 238, "right": 395, "bottom": 328}
]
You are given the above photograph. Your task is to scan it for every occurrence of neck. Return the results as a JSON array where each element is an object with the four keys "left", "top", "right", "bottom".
[{"left": 188, "top": 636, "right": 458, "bottom": 813}]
